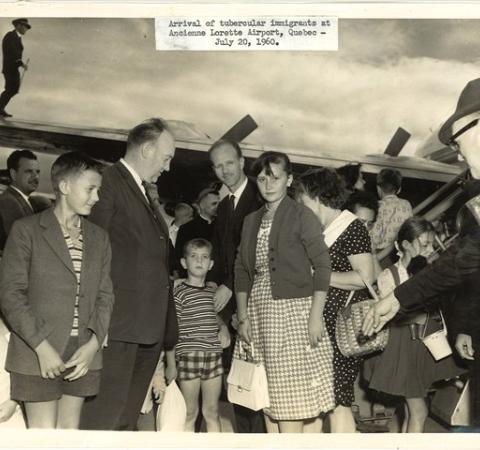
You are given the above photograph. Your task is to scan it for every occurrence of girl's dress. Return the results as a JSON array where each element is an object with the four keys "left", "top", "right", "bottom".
[
  {"left": 234, "top": 216, "right": 335, "bottom": 421},
  {"left": 323, "top": 213, "right": 372, "bottom": 407},
  {"left": 363, "top": 260, "right": 465, "bottom": 398}
]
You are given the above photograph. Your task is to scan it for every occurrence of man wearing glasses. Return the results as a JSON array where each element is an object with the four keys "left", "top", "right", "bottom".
[{"left": 363, "top": 77, "right": 480, "bottom": 428}]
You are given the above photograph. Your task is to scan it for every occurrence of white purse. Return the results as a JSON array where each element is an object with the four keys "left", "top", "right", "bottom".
[{"left": 227, "top": 343, "right": 270, "bottom": 411}]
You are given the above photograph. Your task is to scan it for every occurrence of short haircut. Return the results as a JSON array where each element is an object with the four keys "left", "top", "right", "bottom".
[
  {"left": 397, "top": 216, "right": 433, "bottom": 252},
  {"left": 208, "top": 139, "right": 243, "bottom": 159},
  {"left": 7, "top": 150, "right": 37, "bottom": 172},
  {"left": 251, "top": 151, "right": 292, "bottom": 177},
  {"left": 126, "top": 117, "right": 171, "bottom": 150},
  {"left": 196, "top": 187, "right": 219, "bottom": 204},
  {"left": 183, "top": 238, "right": 213, "bottom": 258},
  {"left": 337, "top": 163, "right": 361, "bottom": 192},
  {"left": 345, "top": 190, "right": 379, "bottom": 217},
  {"left": 377, "top": 169, "right": 402, "bottom": 194},
  {"left": 174, "top": 202, "right": 193, "bottom": 215},
  {"left": 293, "top": 167, "right": 347, "bottom": 210},
  {"left": 51, "top": 151, "right": 104, "bottom": 194}
]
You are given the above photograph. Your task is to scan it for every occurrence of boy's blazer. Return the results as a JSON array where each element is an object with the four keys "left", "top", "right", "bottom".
[{"left": 0, "top": 208, "right": 114, "bottom": 376}]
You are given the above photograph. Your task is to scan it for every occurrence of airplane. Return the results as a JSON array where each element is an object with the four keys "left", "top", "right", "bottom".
[{"left": 0, "top": 115, "right": 464, "bottom": 217}]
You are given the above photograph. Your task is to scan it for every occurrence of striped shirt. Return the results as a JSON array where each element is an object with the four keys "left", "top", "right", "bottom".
[
  {"left": 63, "top": 229, "right": 83, "bottom": 337},
  {"left": 173, "top": 282, "right": 222, "bottom": 355}
]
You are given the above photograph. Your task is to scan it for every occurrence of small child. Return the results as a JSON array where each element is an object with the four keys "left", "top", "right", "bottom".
[
  {"left": 166, "top": 238, "right": 229, "bottom": 432},
  {"left": 0, "top": 152, "right": 114, "bottom": 429},
  {"left": 371, "top": 169, "right": 413, "bottom": 264}
]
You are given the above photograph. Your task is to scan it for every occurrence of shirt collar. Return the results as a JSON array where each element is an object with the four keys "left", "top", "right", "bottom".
[
  {"left": 15, "top": 31, "right": 22, "bottom": 39},
  {"left": 10, "top": 185, "right": 31, "bottom": 204},
  {"left": 230, "top": 176, "right": 248, "bottom": 204},
  {"left": 199, "top": 213, "right": 212, "bottom": 224},
  {"left": 120, "top": 158, "right": 145, "bottom": 194}
]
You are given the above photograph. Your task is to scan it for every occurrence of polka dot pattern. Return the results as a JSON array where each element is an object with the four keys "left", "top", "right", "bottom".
[{"left": 323, "top": 219, "right": 372, "bottom": 407}]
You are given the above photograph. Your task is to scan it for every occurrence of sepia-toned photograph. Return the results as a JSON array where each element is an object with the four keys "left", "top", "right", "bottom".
[{"left": 0, "top": 2, "right": 480, "bottom": 448}]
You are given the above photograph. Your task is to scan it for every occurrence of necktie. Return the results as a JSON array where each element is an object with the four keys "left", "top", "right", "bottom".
[
  {"left": 142, "top": 181, "right": 158, "bottom": 219},
  {"left": 228, "top": 194, "right": 235, "bottom": 217}
]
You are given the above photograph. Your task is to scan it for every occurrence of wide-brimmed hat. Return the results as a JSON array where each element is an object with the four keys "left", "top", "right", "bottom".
[
  {"left": 438, "top": 78, "right": 480, "bottom": 145},
  {"left": 12, "top": 18, "right": 31, "bottom": 29}
]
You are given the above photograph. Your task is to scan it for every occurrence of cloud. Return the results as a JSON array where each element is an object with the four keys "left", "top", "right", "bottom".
[{"left": 4, "top": 17, "right": 480, "bottom": 161}]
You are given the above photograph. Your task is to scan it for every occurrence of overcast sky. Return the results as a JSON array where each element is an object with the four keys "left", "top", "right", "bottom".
[{"left": 2, "top": 17, "right": 480, "bottom": 160}]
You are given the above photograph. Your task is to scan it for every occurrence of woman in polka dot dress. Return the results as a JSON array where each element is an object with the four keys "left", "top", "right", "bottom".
[
  {"left": 294, "top": 168, "right": 375, "bottom": 433},
  {"left": 234, "top": 152, "right": 335, "bottom": 433}
]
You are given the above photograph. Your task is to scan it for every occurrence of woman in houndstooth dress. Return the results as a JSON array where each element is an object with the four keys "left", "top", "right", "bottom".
[
  {"left": 293, "top": 168, "right": 375, "bottom": 433},
  {"left": 234, "top": 151, "right": 335, "bottom": 433}
]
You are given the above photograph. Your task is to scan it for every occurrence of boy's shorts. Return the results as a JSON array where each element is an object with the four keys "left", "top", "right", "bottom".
[
  {"left": 177, "top": 351, "right": 223, "bottom": 381},
  {"left": 10, "top": 338, "right": 101, "bottom": 402}
]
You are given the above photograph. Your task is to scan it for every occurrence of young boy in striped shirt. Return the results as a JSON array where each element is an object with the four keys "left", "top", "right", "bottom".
[{"left": 166, "top": 238, "right": 229, "bottom": 432}]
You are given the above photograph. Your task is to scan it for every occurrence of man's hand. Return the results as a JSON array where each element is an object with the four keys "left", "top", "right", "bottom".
[
  {"left": 362, "top": 292, "right": 400, "bottom": 336},
  {"left": 455, "top": 333, "right": 475, "bottom": 360},
  {"left": 308, "top": 315, "right": 326, "bottom": 348},
  {"left": 35, "top": 340, "right": 65, "bottom": 379},
  {"left": 21, "top": 62, "right": 28, "bottom": 70},
  {"left": 64, "top": 335, "right": 99, "bottom": 381},
  {"left": 152, "top": 372, "right": 166, "bottom": 404},
  {"left": 214, "top": 285, "right": 232, "bottom": 312},
  {"left": 0, "top": 399, "right": 18, "bottom": 423}
]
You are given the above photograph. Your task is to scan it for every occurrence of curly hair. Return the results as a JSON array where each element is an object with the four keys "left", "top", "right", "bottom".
[
  {"left": 345, "top": 190, "right": 379, "bottom": 217},
  {"left": 293, "top": 167, "right": 348, "bottom": 210},
  {"left": 337, "top": 163, "right": 361, "bottom": 192}
]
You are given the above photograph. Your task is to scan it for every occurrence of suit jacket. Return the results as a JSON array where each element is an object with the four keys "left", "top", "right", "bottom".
[
  {"left": 0, "top": 186, "right": 45, "bottom": 251},
  {"left": 235, "top": 195, "right": 331, "bottom": 299},
  {"left": 88, "top": 161, "right": 178, "bottom": 346},
  {"left": 0, "top": 208, "right": 114, "bottom": 376},
  {"left": 211, "top": 178, "right": 262, "bottom": 320},
  {"left": 2, "top": 30, "right": 23, "bottom": 74}
]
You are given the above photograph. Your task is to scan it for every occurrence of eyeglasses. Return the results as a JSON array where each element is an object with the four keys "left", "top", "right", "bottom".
[{"left": 447, "top": 118, "right": 479, "bottom": 151}]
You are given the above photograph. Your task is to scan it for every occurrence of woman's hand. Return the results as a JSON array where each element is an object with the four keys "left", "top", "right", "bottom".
[
  {"left": 35, "top": 340, "right": 65, "bottom": 379},
  {"left": 238, "top": 317, "right": 252, "bottom": 344},
  {"left": 308, "top": 314, "right": 326, "bottom": 347}
]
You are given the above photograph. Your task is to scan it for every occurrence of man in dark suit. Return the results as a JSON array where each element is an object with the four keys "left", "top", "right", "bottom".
[
  {"left": 208, "top": 139, "right": 265, "bottom": 433},
  {"left": 0, "top": 149, "right": 42, "bottom": 251},
  {"left": 363, "top": 78, "right": 480, "bottom": 427},
  {"left": 0, "top": 18, "right": 30, "bottom": 117},
  {"left": 80, "top": 117, "right": 178, "bottom": 431},
  {"left": 174, "top": 187, "right": 219, "bottom": 277}
]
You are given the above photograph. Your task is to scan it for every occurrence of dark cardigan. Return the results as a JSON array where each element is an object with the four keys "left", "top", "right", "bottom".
[{"left": 235, "top": 195, "right": 331, "bottom": 299}]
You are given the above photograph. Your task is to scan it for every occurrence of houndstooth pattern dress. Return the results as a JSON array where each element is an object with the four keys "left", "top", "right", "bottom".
[{"left": 234, "top": 216, "right": 336, "bottom": 421}]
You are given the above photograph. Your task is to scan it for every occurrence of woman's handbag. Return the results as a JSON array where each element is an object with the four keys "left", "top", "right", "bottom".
[
  {"left": 227, "top": 343, "right": 270, "bottom": 411},
  {"left": 335, "top": 277, "right": 389, "bottom": 358}
]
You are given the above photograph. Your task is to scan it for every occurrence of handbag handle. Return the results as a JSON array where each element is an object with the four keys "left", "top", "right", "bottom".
[
  {"left": 344, "top": 272, "right": 378, "bottom": 308},
  {"left": 421, "top": 309, "right": 447, "bottom": 339}
]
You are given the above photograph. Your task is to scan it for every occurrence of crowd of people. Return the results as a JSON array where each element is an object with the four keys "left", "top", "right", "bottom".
[{"left": 0, "top": 77, "right": 479, "bottom": 434}]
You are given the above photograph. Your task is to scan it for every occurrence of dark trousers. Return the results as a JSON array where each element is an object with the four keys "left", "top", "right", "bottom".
[
  {"left": 80, "top": 339, "right": 162, "bottom": 431},
  {"left": 0, "top": 69, "right": 20, "bottom": 111}
]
